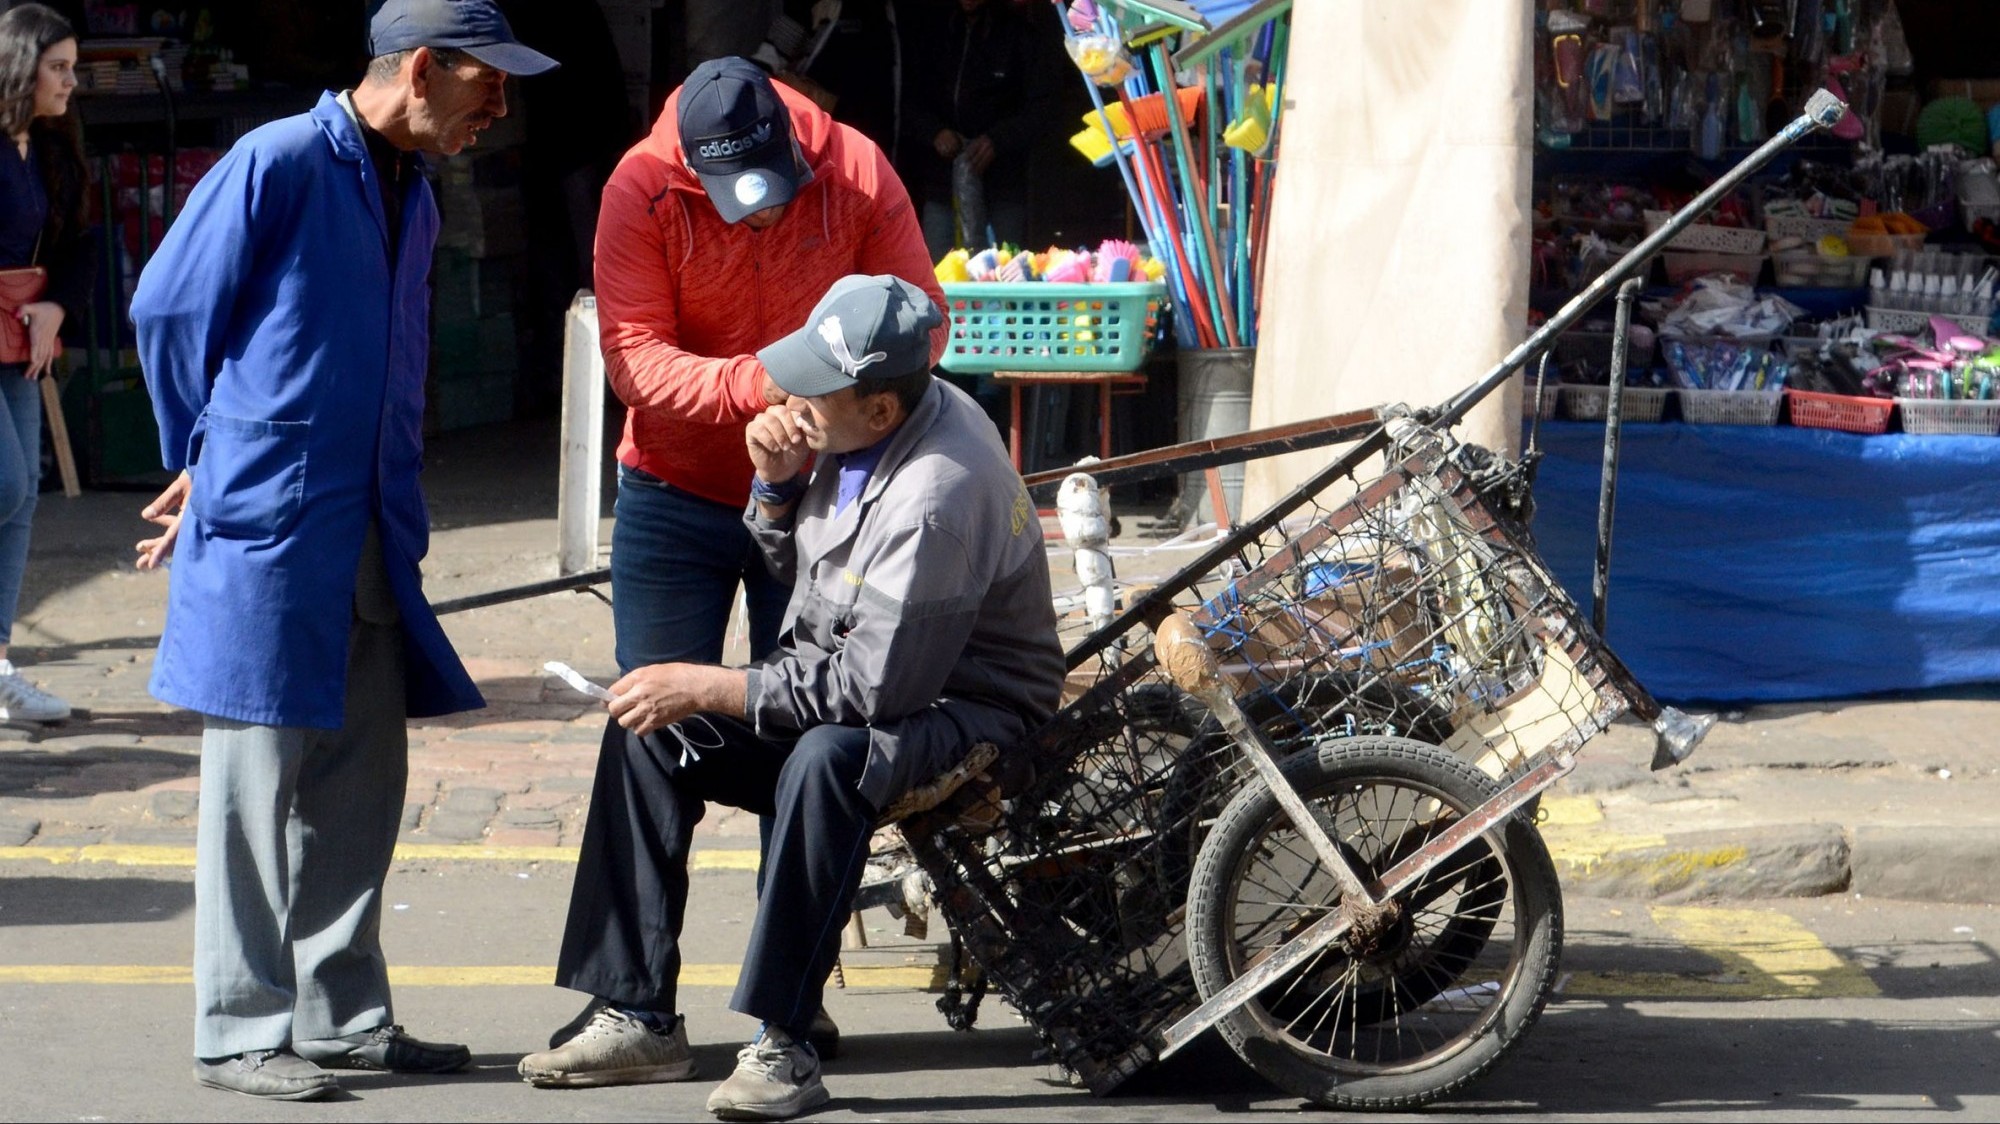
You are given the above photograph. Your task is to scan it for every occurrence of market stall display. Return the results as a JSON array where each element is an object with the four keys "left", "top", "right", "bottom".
[
  {"left": 1050, "top": 0, "right": 1291, "bottom": 350},
  {"left": 1531, "top": 2, "right": 2000, "bottom": 418}
]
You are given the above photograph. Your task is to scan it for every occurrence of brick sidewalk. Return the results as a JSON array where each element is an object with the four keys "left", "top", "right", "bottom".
[
  {"left": 0, "top": 656, "right": 773, "bottom": 852},
  {"left": 14, "top": 417, "right": 2000, "bottom": 905}
]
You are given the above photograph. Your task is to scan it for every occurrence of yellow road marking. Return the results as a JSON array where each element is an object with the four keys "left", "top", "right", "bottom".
[
  {"left": 1648, "top": 904, "right": 1881, "bottom": 999},
  {"left": 688, "top": 850, "right": 761, "bottom": 872},
  {"left": 393, "top": 844, "right": 578, "bottom": 865},
  {"left": 1541, "top": 832, "right": 1669, "bottom": 868},
  {"left": 1537, "top": 795, "right": 1604, "bottom": 827},
  {"left": 0, "top": 965, "right": 194, "bottom": 985},
  {"left": 0, "top": 963, "right": 943, "bottom": 989},
  {"left": 0, "top": 845, "right": 763, "bottom": 871},
  {"left": 0, "top": 844, "right": 200, "bottom": 867},
  {"left": 1542, "top": 832, "right": 1755, "bottom": 898}
]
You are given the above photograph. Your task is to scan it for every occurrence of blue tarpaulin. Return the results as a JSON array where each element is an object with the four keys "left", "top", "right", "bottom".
[{"left": 1531, "top": 420, "right": 2000, "bottom": 703}]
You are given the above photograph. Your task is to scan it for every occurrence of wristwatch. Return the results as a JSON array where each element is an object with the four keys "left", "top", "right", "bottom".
[{"left": 750, "top": 473, "right": 806, "bottom": 506}]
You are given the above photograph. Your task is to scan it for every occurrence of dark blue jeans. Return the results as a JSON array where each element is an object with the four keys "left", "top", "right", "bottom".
[
  {"left": 554, "top": 715, "right": 878, "bottom": 1037},
  {"left": 609, "top": 464, "right": 790, "bottom": 673},
  {"left": 0, "top": 368, "right": 40, "bottom": 644}
]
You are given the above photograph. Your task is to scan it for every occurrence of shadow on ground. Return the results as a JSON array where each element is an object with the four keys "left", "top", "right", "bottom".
[
  {"left": 0, "top": 875, "right": 192, "bottom": 925},
  {"left": 0, "top": 745, "right": 197, "bottom": 798}
]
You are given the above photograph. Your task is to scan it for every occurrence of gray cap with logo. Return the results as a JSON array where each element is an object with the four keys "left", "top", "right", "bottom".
[{"left": 758, "top": 275, "right": 941, "bottom": 398}]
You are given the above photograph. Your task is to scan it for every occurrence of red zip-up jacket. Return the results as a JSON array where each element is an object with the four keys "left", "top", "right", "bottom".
[{"left": 594, "top": 82, "right": 947, "bottom": 507}]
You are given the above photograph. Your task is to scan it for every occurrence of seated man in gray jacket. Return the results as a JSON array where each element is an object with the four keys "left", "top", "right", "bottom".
[{"left": 519, "top": 274, "right": 1065, "bottom": 1120}]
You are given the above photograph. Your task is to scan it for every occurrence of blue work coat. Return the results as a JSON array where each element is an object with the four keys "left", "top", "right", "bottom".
[{"left": 131, "top": 93, "right": 483, "bottom": 728}]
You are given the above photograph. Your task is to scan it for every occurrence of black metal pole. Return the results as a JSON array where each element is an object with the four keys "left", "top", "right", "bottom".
[
  {"left": 432, "top": 568, "right": 611, "bottom": 616},
  {"left": 1592, "top": 277, "right": 1642, "bottom": 637}
]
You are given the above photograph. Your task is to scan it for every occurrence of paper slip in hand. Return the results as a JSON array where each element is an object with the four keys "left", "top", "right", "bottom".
[{"left": 544, "top": 661, "right": 616, "bottom": 702}]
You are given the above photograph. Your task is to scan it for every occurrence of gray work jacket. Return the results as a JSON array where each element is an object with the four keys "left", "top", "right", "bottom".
[{"left": 743, "top": 380, "right": 1064, "bottom": 810}]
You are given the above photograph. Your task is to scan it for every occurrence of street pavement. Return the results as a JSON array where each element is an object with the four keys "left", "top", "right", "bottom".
[
  {"left": 4, "top": 860, "right": 1998, "bottom": 1120},
  {"left": 4, "top": 415, "right": 2000, "bottom": 1118}
]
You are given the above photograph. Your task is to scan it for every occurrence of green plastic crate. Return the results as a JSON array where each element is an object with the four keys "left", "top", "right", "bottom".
[{"left": 939, "top": 281, "right": 1163, "bottom": 374}]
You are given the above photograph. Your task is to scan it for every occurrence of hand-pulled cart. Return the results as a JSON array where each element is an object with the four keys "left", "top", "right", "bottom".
[{"left": 882, "top": 90, "right": 1850, "bottom": 1109}]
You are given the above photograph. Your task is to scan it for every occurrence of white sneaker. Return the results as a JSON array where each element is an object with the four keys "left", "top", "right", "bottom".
[
  {"left": 705, "top": 1025, "right": 830, "bottom": 1120},
  {"left": 0, "top": 660, "right": 68, "bottom": 722},
  {"left": 517, "top": 1006, "right": 696, "bottom": 1088}
]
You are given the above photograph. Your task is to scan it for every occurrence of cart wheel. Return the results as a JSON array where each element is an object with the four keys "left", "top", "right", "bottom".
[
  {"left": 1185, "top": 736, "right": 1562, "bottom": 1111},
  {"left": 1154, "top": 674, "right": 1457, "bottom": 915}
]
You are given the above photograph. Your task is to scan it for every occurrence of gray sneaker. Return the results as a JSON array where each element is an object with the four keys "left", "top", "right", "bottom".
[
  {"left": 0, "top": 660, "right": 67, "bottom": 723},
  {"left": 705, "top": 1026, "right": 830, "bottom": 1121},
  {"left": 192, "top": 1049, "right": 338, "bottom": 1101},
  {"left": 518, "top": 1006, "right": 696, "bottom": 1088}
]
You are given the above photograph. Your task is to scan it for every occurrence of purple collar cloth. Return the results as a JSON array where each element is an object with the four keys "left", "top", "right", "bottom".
[{"left": 835, "top": 432, "right": 896, "bottom": 514}]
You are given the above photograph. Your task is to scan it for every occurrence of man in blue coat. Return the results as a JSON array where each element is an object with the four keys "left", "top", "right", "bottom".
[{"left": 129, "top": 0, "right": 554, "bottom": 1102}]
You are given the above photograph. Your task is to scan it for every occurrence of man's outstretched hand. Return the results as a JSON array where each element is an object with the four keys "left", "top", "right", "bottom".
[{"left": 135, "top": 471, "right": 191, "bottom": 571}]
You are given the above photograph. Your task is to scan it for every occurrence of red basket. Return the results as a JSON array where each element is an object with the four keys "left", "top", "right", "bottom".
[{"left": 1785, "top": 389, "right": 1895, "bottom": 435}]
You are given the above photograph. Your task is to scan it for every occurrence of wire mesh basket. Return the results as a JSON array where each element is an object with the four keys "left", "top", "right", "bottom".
[
  {"left": 1785, "top": 388, "right": 1895, "bottom": 434},
  {"left": 1895, "top": 398, "right": 2000, "bottom": 436},
  {"left": 1560, "top": 384, "right": 1672, "bottom": 422},
  {"left": 1677, "top": 388, "right": 1784, "bottom": 426},
  {"left": 1864, "top": 306, "right": 1994, "bottom": 336},
  {"left": 1764, "top": 214, "right": 1853, "bottom": 243},
  {"left": 902, "top": 421, "right": 1647, "bottom": 1094},
  {"left": 1643, "top": 210, "right": 1768, "bottom": 254}
]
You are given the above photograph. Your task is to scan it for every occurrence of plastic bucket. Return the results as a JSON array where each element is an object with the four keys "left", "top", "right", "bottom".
[{"left": 1176, "top": 347, "right": 1254, "bottom": 525}]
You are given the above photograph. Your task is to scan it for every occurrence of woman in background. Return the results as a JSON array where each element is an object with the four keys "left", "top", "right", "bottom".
[{"left": 0, "top": 3, "right": 92, "bottom": 722}]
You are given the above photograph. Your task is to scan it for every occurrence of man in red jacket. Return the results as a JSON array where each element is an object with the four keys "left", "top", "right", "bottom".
[
  {"left": 532, "top": 57, "right": 944, "bottom": 1080},
  {"left": 596, "top": 56, "right": 944, "bottom": 675}
]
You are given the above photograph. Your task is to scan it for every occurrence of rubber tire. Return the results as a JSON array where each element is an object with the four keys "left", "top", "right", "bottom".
[{"left": 1184, "top": 736, "right": 1563, "bottom": 1111}]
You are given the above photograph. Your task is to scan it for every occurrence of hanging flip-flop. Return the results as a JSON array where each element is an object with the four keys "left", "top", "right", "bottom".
[{"left": 1586, "top": 41, "right": 1617, "bottom": 122}]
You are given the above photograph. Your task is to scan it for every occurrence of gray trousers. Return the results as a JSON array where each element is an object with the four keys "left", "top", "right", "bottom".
[{"left": 193, "top": 531, "right": 407, "bottom": 1059}]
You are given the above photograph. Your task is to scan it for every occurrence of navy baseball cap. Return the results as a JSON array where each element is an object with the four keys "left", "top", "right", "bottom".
[
  {"left": 368, "top": 0, "right": 559, "bottom": 76},
  {"left": 759, "top": 276, "right": 941, "bottom": 398},
  {"left": 679, "top": 57, "right": 809, "bottom": 223}
]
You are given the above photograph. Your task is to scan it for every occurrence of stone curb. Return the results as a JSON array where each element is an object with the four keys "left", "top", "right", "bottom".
[
  {"left": 1848, "top": 825, "right": 2000, "bottom": 904},
  {"left": 1545, "top": 824, "right": 1849, "bottom": 902},
  {"left": 1544, "top": 821, "right": 2000, "bottom": 905}
]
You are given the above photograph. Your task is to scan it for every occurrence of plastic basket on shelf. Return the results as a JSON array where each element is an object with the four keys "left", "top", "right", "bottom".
[
  {"left": 1770, "top": 252, "right": 1871, "bottom": 288},
  {"left": 1560, "top": 384, "right": 1671, "bottom": 422},
  {"left": 1785, "top": 389, "right": 1895, "bottom": 434},
  {"left": 1895, "top": 398, "right": 2000, "bottom": 435},
  {"left": 1764, "top": 215, "right": 1853, "bottom": 243},
  {"left": 1864, "top": 306, "right": 1993, "bottom": 336},
  {"left": 939, "top": 282, "right": 1164, "bottom": 374},
  {"left": 1662, "top": 251, "right": 1764, "bottom": 284},
  {"left": 1643, "top": 210, "right": 1768, "bottom": 254},
  {"left": 1677, "top": 388, "right": 1784, "bottom": 426}
]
